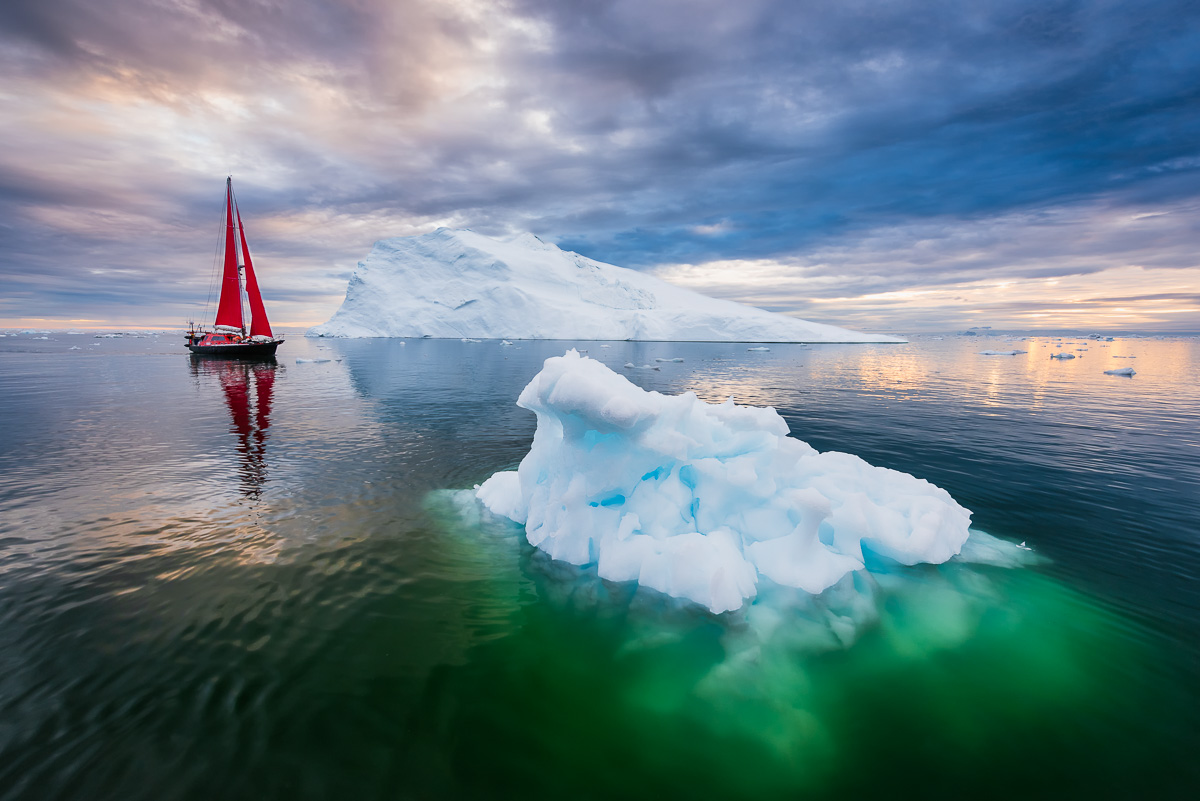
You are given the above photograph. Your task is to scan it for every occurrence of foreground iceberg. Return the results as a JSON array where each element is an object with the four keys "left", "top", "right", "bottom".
[
  {"left": 309, "top": 228, "right": 902, "bottom": 343},
  {"left": 477, "top": 351, "right": 971, "bottom": 613}
]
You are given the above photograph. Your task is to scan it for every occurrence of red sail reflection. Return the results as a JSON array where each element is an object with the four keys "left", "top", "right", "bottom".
[{"left": 192, "top": 359, "right": 278, "bottom": 498}]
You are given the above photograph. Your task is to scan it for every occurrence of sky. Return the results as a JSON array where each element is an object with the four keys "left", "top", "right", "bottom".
[{"left": 1, "top": 0, "right": 1199, "bottom": 333}]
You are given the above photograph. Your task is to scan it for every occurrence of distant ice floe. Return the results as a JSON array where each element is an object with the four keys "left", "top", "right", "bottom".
[
  {"left": 501, "top": 340, "right": 514, "bottom": 346},
  {"left": 1104, "top": 367, "right": 1136, "bottom": 377},
  {"left": 296, "top": 357, "right": 331, "bottom": 364},
  {"left": 979, "top": 350, "right": 1027, "bottom": 356},
  {"left": 624, "top": 362, "right": 660, "bottom": 371},
  {"left": 746, "top": 346, "right": 771, "bottom": 352},
  {"left": 476, "top": 350, "right": 983, "bottom": 615},
  {"left": 655, "top": 357, "right": 685, "bottom": 363},
  {"left": 1050, "top": 353, "right": 1076, "bottom": 360}
]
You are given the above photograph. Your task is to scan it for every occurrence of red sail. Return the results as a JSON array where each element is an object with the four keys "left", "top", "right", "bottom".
[
  {"left": 213, "top": 178, "right": 244, "bottom": 331},
  {"left": 236, "top": 203, "right": 273, "bottom": 339}
]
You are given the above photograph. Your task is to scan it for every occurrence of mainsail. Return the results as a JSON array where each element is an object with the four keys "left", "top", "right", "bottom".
[{"left": 213, "top": 178, "right": 243, "bottom": 332}]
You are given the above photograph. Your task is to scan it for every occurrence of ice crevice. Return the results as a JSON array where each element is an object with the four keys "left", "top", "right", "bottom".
[{"left": 476, "top": 350, "right": 974, "bottom": 614}]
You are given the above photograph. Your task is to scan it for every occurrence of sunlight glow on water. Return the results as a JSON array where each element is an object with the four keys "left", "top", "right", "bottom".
[{"left": 0, "top": 331, "right": 1197, "bottom": 799}]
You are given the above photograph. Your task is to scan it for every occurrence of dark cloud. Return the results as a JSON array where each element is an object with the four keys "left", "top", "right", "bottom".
[{"left": 0, "top": 0, "right": 1198, "bottom": 328}]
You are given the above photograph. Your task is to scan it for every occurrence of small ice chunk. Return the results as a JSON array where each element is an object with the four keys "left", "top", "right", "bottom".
[
  {"left": 655, "top": 357, "right": 685, "bottom": 363},
  {"left": 1050, "top": 353, "right": 1075, "bottom": 360},
  {"left": 501, "top": 340, "right": 514, "bottom": 346},
  {"left": 295, "top": 357, "right": 332, "bottom": 364},
  {"left": 1104, "top": 367, "right": 1136, "bottom": 376},
  {"left": 69, "top": 346, "right": 81, "bottom": 350},
  {"left": 979, "top": 350, "right": 1026, "bottom": 356},
  {"left": 477, "top": 350, "right": 972, "bottom": 614},
  {"left": 461, "top": 337, "right": 481, "bottom": 343},
  {"left": 746, "top": 346, "right": 770, "bottom": 352},
  {"left": 623, "top": 362, "right": 661, "bottom": 371}
]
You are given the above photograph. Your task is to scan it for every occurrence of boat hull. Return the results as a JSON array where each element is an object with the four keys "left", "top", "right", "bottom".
[{"left": 187, "top": 340, "right": 284, "bottom": 359}]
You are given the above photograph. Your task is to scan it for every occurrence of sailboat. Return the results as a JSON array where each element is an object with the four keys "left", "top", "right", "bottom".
[{"left": 186, "top": 177, "right": 285, "bottom": 358}]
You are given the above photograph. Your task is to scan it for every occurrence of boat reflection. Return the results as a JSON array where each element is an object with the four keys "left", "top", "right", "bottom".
[{"left": 190, "top": 358, "right": 279, "bottom": 498}]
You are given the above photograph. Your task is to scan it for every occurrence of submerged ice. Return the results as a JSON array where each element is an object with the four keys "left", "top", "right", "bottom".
[{"left": 477, "top": 350, "right": 973, "bottom": 614}]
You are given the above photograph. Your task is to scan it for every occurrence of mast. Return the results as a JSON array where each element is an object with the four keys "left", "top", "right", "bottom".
[
  {"left": 236, "top": 202, "right": 274, "bottom": 339},
  {"left": 213, "top": 177, "right": 244, "bottom": 332}
]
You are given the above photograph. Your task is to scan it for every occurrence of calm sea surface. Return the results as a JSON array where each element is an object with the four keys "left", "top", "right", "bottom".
[{"left": 0, "top": 331, "right": 1197, "bottom": 800}]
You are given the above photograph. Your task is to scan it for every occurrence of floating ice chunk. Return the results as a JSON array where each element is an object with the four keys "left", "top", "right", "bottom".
[
  {"left": 952, "top": 530, "right": 1041, "bottom": 567},
  {"left": 979, "top": 350, "right": 1026, "bottom": 356},
  {"left": 1104, "top": 367, "right": 1136, "bottom": 376},
  {"left": 295, "top": 357, "right": 332, "bottom": 364},
  {"left": 461, "top": 337, "right": 481, "bottom": 343},
  {"left": 623, "top": 362, "right": 660, "bottom": 371},
  {"left": 600, "top": 344, "right": 611, "bottom": 348},
  {"left": 655, "top": 357, "right": 685, "bottom": 363},
  {"left": 501, "top": 340, "right": 514, "bottom": 346},
  {"left": 477, "top": 350, "right": 972, "bottom": 613},
  {"left": 69, "top": 346, "right": 81, "bottom": 350},
  {"left": 1050, "top": 353, "right": 1075, "bottom": 360},
  {"left": 746, "top": 346, "right": 770, "bottom": 352}
]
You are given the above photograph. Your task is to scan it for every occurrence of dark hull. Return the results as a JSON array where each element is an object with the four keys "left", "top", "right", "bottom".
[{"left": 187, "top": 340, "right": 283, "bottom": 359}]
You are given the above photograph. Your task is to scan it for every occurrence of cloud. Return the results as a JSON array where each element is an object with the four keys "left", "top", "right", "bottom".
[
  {"left": 0, "top": 0, "right": 1199, "bottom": 329},
  {"left": 654, "top": 196, "right": 1200, "bottom": 331}
]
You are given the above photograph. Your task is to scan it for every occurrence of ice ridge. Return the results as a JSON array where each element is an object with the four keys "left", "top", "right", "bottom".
[{"left": 309, "top": 228, "right": 902, "bottom": 343}]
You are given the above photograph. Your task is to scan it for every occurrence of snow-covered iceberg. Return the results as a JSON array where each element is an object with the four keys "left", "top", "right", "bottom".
[
  {"left": 476, "top": 350, "right": 971, "bottom": 614},
  {"left": 309, "top": 228, "right": 901, "bottom": 343}
]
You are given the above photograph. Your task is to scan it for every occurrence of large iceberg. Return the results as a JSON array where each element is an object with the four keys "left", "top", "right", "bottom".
[
  {"left": 477, "top": 351, "right": 972, "bottom": 614},
  {"left": 309, "top": 228, "right": 901, "bottom": 343}
]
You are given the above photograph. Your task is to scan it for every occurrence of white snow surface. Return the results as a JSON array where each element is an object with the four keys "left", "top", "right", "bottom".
[
  {"left": 309, "top": 228, "right": 901, "bottom": 343},
  {"left": 476, "top": 350, "right": 972, "bottom": 614}
]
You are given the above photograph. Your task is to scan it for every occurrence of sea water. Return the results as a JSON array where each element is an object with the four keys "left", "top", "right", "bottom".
[{"left": 0, "top": 332, "right": 1197, "bottom": 799}]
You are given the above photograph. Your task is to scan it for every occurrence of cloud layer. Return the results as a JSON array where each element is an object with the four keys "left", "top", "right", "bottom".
[{"left": 1, "top": 0, "right": 1198, "bottom": 330}]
